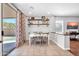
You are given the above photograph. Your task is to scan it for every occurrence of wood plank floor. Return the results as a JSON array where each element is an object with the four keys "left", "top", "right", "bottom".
[
  {"left": 8, "top": 41, "right": 73, "bottom": 56},
  {"left": 69, "top": 40, "right": 79, "bottom": 56}
]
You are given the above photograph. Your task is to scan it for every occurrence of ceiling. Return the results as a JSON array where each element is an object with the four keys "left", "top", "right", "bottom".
[{"left": 13, "top": 3, "right": 79, "bottom": 17}]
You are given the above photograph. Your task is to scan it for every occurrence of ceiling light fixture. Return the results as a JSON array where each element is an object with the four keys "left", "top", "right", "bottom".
[
  {"left": 29, "top": 6, "right": 34, "bottom": 10},
  {"left": 28, "top": 11, "right": 32, "bottom": 14},
  {"left": 48, "top": 12, "right": 50, "bottom": 14}
]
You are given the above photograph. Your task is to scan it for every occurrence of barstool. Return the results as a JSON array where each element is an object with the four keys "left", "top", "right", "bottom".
[
  {"left": 70, "top": 35, "right": 76, "bottom": 40},
  {"left": 76, "top": 35, "right": 79, "bottom": 40}
]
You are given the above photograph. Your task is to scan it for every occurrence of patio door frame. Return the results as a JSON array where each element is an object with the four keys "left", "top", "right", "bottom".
[{"left": 1, "top": 3, "right": 3, "bottom": 56}]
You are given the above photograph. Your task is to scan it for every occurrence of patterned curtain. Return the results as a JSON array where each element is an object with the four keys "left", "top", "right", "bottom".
[
  {"left": 16, "top": 10, "right": 26, "bottom": 47},
  {"left": 21, "top": 13, "right": 26, "bottom": 43}
]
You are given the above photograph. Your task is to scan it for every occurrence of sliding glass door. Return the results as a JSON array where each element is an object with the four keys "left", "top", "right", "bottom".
[{"left": 2, "top": 4, "right": 16, "bottom": 56}]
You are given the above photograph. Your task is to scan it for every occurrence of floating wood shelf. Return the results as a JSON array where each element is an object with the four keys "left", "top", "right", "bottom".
[
  {"left": 28, "top": 24, "right": 49, "bottom": 25},
  {"left": 28, "top": 18, "right": 49, "bottom": 27},
  {"left": 28, "top": 24, "right": 49, "bottom": 27},
  {"left": 28, "top": 19, "right": 49, "bottom": 21}
]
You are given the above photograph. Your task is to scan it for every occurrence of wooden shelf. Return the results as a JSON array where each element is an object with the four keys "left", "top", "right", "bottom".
[
  {"left": 28, "top": 24, "right": 49, "bottom": 25},
  {"left": 28, "top": 19, "right": 49, "bottom": 21},
  {"left": 28, "top": 18, "right": 49, "bottom": 27},
  {"left": 28, "top": 24, "right": 49, "bottom": 27}
]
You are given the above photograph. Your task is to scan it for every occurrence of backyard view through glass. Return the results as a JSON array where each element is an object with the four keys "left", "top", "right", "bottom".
[
  {"left": 3, "top": 18, "right": 16, "bottom": 56},
  {"left": 3, "top": 18, "right": 16, "bottom": 43},
  {"left": 3, "top": 18, "right": 16, "bottom": 29}
]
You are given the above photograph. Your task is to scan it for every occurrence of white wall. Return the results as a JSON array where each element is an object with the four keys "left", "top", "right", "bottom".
[
  {"left": 26, "top": 16, "right": 55, "bottom": 40},
  {"left": 28, "top": 16, "right": 55, "bottom": 33}
]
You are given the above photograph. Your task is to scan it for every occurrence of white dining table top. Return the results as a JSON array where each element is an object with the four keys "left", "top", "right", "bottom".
[{"left": 29, "top": 34, "right": 48, "bottom": 37}]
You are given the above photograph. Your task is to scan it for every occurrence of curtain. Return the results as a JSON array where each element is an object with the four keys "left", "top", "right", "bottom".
[{"left": 16, "top": 10, "right": 26, "bottom": 47}]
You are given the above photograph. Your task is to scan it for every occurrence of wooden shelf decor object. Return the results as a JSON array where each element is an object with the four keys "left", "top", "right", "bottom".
[{"left": 28, "top": 16, "right": 49, "bottom": 27}]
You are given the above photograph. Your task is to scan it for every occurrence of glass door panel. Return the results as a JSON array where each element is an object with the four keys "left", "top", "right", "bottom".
[{"left": 2, "top": 4, "right": 16, "bottom": 56}]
